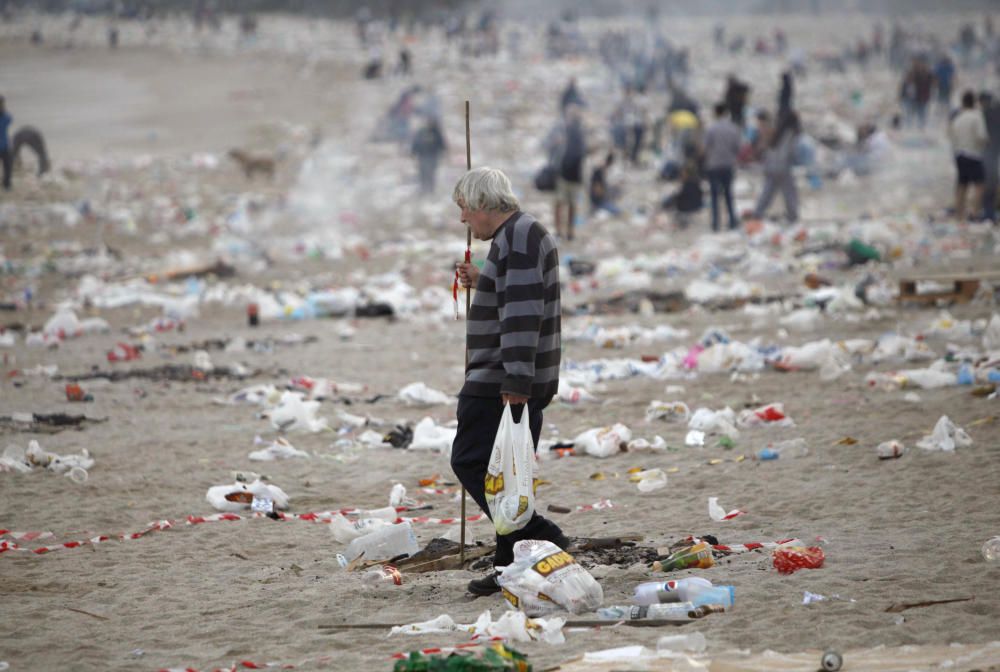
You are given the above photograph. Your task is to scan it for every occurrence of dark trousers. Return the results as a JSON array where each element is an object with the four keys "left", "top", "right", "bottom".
[
  {"left": 450, "top": 395, "right": 565, "bottom": 568},
  {"left": 0, "top": 148, "right": 11, "bottom": 190},
  {"left": 707, "top": 167, "right": 737, "bottom": 231}
]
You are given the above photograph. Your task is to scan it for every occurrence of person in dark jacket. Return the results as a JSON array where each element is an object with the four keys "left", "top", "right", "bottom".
[
  {"left": 12, "top": 126, "right": 50, "bottom": 176},
  {"left": 411, "top": 117, "right": 446, "bottom": 195}
]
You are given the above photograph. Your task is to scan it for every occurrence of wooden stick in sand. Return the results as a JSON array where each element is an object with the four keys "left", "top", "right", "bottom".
[{"left": 461, "top": 100, "right": 472, "bottom": 566}]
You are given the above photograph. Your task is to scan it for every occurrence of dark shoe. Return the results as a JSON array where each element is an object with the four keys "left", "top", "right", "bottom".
[{"left": 467, "top": 572, "right": 501, "bottom": 596}]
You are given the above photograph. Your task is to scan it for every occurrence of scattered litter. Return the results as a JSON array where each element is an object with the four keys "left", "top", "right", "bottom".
[
  {"left": 498, "top": 540, "right": 603, "bottom": 616},
  {"left": 708, "top": 497, "right": 746, "bottom": 521},
  {"left": 205, "top": 479, "right": 289, "bottom": 512},
  {"left": 916, "top": 416, "right": 973, "bottom": 452}
]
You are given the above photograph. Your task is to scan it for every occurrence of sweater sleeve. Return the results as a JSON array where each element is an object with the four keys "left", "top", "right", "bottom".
[{"left": 497, "top": 229, "right": 544, "bottom": 398}]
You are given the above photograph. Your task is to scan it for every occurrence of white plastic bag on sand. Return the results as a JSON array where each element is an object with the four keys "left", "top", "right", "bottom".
[
  {"left": 685, "top": 430, "right": 706, "bottom": 446},
  {"left": 696, "top": 342, "right": 764, "bottom": 373},
  {"left": 983, "top": 314, "right": 1000, "bottom": 352},
  {"left": 206, "top": 479, "right": 289, "bottom": 512},
  {"left": 43, "top": 308, "right": 81, "bottom": 338},
  {"left": 1, "top": 444, "right": 32, "bottom": 473},
  {"left": 645, "top": 400, "right": 690, "bottom": 423},
  {"left": 408, "top": 417, "right": 457, "bottom": 453},
  {"left": 736, "top": 403, "right": 794, "bottom": 428},
  {"left": 328, "top": 513, "right": 392, "bottom": 543},
  {"left": 389, "top": 610, "right": 565, "bottom": 645},
  {"left": 24, "top": 440, "right": 95, "bottom": 473},
  {"left": 269, "top": 391, "right": 329, "bottom": 433},
  {"left": 572, "top": 423, "right": 632, "bottom": 458},
  {"left": 899, "top": 368, "right": 958, "bottom": 389},
  {"left": 498, "top": 540, "right": 603, "bottom": 616},
  {"left": 248, "top": 436, "right": 309, "bottom": 461},
  {"left": 708, "top": 497, "right": 745, "bottom": 521},
  {"left": 916, "top": 416, "right": 973, "bottom": 452},
  {"left": 389, "top": 483, "right": 408, "bottom": 507},
  {"left": 779, "top": 308, "right": 821, "bottom": 331},
  {"left": 688, "top": 407, "right": 739, "bottom": 439},
  {"left": 632, "top": 468, "right": 668, "bottom": 492},
  {"left": 485, "top": 405, "right": 535, "bottom": 535},
  {"left": 397, "top": 382, "right": 452, "bottom": 406}
]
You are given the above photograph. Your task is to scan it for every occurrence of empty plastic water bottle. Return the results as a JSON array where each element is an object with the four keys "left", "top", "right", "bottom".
[
  {"left": 957, "top": 363, "right": 974, "bottom": 385},
  {"left": 345, "top": 521, "right": 419, "bottom": 562},
  {"left": 983, "top": 537, "right": 1000, "bottom": 562},
  {"left": 597, "top": 602, "right": 723, "bottom": 622}
]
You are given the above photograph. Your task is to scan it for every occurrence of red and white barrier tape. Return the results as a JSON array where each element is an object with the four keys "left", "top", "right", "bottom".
[
  {"left": 685, "top": 536, "right": 802, "bottom": 554},
  {"left": 1, "top": 501, "right": 615, "bottom": 557}
]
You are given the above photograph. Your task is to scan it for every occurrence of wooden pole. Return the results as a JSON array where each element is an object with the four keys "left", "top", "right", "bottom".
[{"left": 460, "top": 100, "right": 472, "bottom": 566}]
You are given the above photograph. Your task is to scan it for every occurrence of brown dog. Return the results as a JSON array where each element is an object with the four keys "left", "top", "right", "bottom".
[{"left": 228, "top": 149, "right": 276, "bottom": 180}]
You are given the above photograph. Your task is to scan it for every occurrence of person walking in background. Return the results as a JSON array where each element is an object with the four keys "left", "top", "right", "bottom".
[
  {"left": 753, "top": 111, "right": 801, "bottom": 223},
  {"left": 980, "top": 91, "right": 1000, "bottom": 223},
  {"left": 948, "top": 90, "right": 988, "bottom": 222},
  {"left": 0, "top": 96, "right": 12, "bottom": 191},
  {"left": 411, "top": 116, "right": 446, "bottom": 195},
  {"left": 545, "top": 105, "right": 586, "bottom": 241},
  {"left": 12, "top": 126, "right": 51, "bottom": 176},
  {"left": 451, "top": 167, "right": 571, "bottom": 597},
  {"left": 703, "top": 102, "right": 743, "bottom": 231},
  {"left": 902, "top": 57, "right": 935, "bottom": 129},
  {"left": 934, "top": 52, "right": 956, "bottom": 116}
]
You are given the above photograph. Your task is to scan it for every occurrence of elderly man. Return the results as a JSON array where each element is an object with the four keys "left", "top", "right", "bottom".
[{"left": 452, "top": 167, "right": 570, "bottom": 596}]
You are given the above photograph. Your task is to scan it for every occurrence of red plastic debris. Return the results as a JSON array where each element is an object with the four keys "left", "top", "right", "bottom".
[{"left": 773, "top": 546, "right": 825, "bottom": 574}]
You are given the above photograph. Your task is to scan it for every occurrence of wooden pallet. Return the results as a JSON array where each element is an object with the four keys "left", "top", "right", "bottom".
[{"left": 897, "top": 271, "right": 1000, "bottom": 305}]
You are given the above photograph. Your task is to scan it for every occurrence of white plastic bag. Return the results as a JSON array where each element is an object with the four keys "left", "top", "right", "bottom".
[
  {"left": 572, "top": 423, "right": 632, "bottom": 458},
  {"left": 485, "top": 404, "right": 535, "bottom": 535},
  {"left": 916, "top": 416, "right": 973, "bottom": 452},
  {"left": 498, "top": 540, "right": 604, "bottom": 616}
]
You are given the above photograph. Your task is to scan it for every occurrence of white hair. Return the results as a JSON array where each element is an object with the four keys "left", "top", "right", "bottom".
[{"left": 452, "top": 167, "right": 520, "bottom": 213}]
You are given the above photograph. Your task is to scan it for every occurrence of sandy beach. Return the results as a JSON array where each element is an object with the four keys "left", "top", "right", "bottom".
[{"left": 1, "top": 7, "right": 1000, "bottom": 672}]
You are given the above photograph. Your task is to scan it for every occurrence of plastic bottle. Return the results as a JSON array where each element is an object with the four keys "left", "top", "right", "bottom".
[
  {"left": 652, "top": 542, "right": 714, "bottom": 572},
  {"left": 344, "top": 521, "right": 419, "bottom": 562},
  {"left": 634, "top": 577, "right": 712, "bottom": 605},
  {"left": 983, "top": 536, "right": 1000, "bottom": 562},
  {"left": 957, "top": 363, "right": 974, "bottom": 385},
  {"left": 597, "top": 602, "right": 724, "bottom": 622},
  {"left": 656, "top": 632, "right": 707, "bottom": 654}
]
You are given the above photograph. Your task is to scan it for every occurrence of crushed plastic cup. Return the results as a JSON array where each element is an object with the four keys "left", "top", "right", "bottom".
[
  {"left": 982, "top": 537, "right": 1000, "bottom": 562},
  {"left": 631, "top": 469, "right": 668, "bottom": 492},
  {"left": 876, "top": 440, "right": 905, "bottom": 460},
  {"left": 361, "top": 564, "right": 403, "bottom": 588},
  {"left": 66, "top": 466, "right": 88, "bottom": 484}
]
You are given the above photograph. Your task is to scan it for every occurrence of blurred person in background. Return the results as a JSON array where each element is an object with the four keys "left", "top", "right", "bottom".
[
  {"left": 948, "top": 90, "right": 988, "bottom": 222},
  {"left": 0, "top": 96, "right": 12, "bottom": 191},
  {"left": 703, "top": 102, "right": 743, "bottom": 232},
  {"left": 754, "top": 111, "right": 801, "bottom": 223},
  {"left": 980, "top": 91, "right": 1000, "bottom": 224}
]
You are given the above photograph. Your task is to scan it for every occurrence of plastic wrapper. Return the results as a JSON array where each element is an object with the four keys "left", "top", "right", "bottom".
[
  {"left": 645, "top": 400, "right": 690, "bottom": 423},
  {"left": 773, "top": 545, "right": 825, "bottom": 574},
  {"left": 498, "top": 540, "right": 603, "bottom": 617},
  {"left": 736, "top": 403, "right": 794, "bottom": 428}
]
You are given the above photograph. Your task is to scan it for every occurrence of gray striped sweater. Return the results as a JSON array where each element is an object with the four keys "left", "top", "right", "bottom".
[{"left": 461, "top": 212, "right": 561, "bottom": 401}]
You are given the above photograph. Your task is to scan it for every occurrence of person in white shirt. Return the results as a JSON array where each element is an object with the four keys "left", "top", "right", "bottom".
[{"left": 948, "top": 90, "right": 989, "bottom": 221}]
